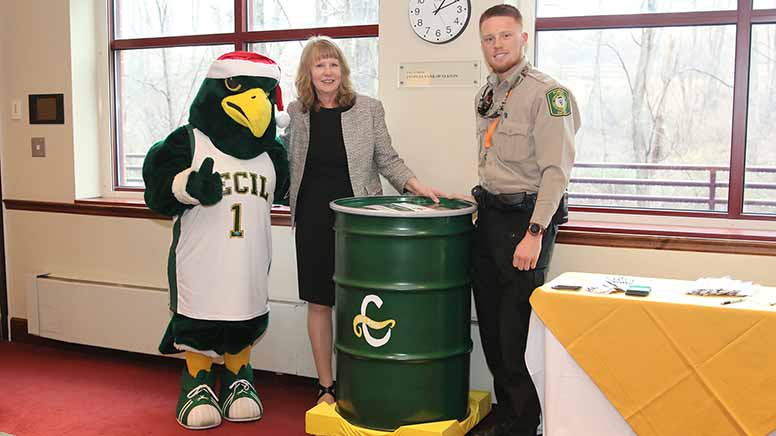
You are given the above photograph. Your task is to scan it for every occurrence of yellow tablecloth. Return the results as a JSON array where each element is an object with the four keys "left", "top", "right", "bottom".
[{"left": 530, "top": 272, "right": 776, "bottom": 436}]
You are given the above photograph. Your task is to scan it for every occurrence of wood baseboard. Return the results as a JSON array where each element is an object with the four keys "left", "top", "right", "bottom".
[
  {"left": 10, "top": 317, "right": 41, "bottom": 344},
  {"left": 10, "top": 317, "right": 63, "bottom": 347}
]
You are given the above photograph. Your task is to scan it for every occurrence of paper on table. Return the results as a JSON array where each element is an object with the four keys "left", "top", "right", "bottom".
[{"left": 686, "top": 276, "right": 755, "bottom": 297}]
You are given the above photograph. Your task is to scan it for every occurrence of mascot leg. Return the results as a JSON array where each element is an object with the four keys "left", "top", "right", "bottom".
[
  {"left": 175, "top": 351, "right": 222, "bottom": 430},
  {"left": 220, "top": 346, "right": 263, "bottom": 422}
]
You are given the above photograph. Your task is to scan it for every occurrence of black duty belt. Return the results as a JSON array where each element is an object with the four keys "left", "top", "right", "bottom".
[
  {"left": 471, "top": 185, "right": 535, "bottom": 211},
  {"left": 471, "top": 185, "right": 569, "bottom": 224}
]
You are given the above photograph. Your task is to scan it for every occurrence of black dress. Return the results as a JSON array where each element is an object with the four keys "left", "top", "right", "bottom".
[{"left": 295, "top": 106, "right": 354, "bottom": 307}]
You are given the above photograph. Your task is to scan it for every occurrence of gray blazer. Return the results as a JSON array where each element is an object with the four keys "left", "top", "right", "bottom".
[{"left": 283, "top": 94, "right": 415, "bottom": 222}]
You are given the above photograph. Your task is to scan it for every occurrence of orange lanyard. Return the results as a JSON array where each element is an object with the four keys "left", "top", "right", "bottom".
[{"left": 483, "top": 89, "right": 512, "bottom": 149}]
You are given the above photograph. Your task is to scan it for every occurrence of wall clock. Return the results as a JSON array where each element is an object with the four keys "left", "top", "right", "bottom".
[{"left": 408, "top": 0, "right": 471, "bottom": 44}]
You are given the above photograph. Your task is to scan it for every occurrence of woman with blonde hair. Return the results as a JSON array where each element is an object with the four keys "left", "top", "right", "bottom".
[{"left": 284, "top": 36, "right": 443, "bottom": 404}]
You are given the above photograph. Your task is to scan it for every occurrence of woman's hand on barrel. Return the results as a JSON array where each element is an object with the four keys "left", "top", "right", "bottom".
[{"left": 404, "top": 177, "right": 445, "bottom": 203}]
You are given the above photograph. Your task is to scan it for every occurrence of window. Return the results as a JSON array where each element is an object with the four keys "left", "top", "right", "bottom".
[
  {"left": 247, "top": 38, "right": 378, "bottom": 110},
  {"left": 536, "top": 1, "right": 776, "bottom": 219},
  {"left": 745, "top": 23, "right": 776, "bottom": 215},
  {"left": 110, "top": 0, "right": 378, "bottom": 189},
  {"left": 537, "top": 0, "right": 736, "bottom": 17}
]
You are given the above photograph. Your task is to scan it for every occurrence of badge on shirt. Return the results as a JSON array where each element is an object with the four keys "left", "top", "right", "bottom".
[{"left": 546, "top": 88, "right": 571, "bottom": 117}]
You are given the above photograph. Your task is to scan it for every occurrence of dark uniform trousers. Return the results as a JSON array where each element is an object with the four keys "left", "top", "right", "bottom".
[{"left": 472, "top": 193, "right": 558, "bottom": 435}]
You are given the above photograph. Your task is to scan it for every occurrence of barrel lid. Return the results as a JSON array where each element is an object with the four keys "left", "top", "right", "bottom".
[{"left": 330, "top": 196, "right": 476, "bottom": 218}]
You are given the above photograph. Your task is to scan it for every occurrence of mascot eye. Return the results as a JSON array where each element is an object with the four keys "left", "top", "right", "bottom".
[{"left": 225, "top": 78, "right": 242, "bottom": 92}]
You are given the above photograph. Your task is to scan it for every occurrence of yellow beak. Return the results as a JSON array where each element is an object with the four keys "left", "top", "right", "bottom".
[{"left": 221, "top": 88, "right": 272, "bottom": 138}]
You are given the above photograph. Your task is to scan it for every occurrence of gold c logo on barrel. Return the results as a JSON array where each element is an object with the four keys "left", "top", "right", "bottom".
[{"left": 353, "top": 294, "right": 397, "bottom": 348}]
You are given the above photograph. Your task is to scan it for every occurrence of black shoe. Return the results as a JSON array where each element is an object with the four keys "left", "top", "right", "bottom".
[
  {"left": 469, "top": 422, "right": 502, "bottom": 436},
  {"left": 470, "top": 413, "right": 511, "bottom": 436},
  {"left": 502, "top": 418, "right": 540, "bottom": 436},
  {"left": 471, "top": 416, "right": 538, "bottom": 436}
]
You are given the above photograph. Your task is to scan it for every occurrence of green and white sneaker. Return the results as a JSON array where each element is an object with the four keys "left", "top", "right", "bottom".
[
  {"left": 176, "top": 369, "right": 222, "bottom": 430},
  {"left": 220, "top": 365, "right": 263, "bottom": 422}
]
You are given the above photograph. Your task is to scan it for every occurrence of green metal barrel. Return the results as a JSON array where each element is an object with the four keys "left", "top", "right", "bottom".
[{"left": 331, "top": 196, "right": 477, "bottom": 431}]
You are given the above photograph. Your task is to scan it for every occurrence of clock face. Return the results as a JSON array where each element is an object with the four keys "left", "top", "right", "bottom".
[{"left": 408, "top": 0, "right": 471, "bottom": 44}]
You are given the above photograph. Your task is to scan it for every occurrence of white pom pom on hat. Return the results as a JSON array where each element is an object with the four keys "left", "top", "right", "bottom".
[
  {"left": 274, "top": 84, "right": 290, "bottom": 129},
  {"left": 275, "top": 111, "right": 290, "bottom": 129},
  {"left": 208, "top": 51, "right": 289, "bottom": 129}
]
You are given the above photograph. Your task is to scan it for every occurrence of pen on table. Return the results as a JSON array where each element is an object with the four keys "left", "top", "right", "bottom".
[
  {"left": 604, "top": 280, "right": 626, "bottom": 291},
  {"left": 720, "top": 297, "right": 745, "bottom": 305}
]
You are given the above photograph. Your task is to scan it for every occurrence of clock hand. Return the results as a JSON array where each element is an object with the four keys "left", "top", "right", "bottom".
[
  {"left": 436, "top": 0, "right": 460, "bottom": 14},
  {"left": 433, "top": 0, "right": 447, "bottom": 15},
  {"left": 438, "top": 12, "right": 448, "bottom": 27}
]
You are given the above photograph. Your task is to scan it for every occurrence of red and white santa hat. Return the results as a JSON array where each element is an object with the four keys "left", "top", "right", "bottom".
[{"left": 207, "top": 51, "right": 290, "bottom": 129}]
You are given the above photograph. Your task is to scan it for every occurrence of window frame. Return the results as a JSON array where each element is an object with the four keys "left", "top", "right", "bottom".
[
  {"left": 108, "top": 0, "right": 378, "bottom": 192},
  {"left": 534, "top": 0, "right": 776, "bottom": 222}
]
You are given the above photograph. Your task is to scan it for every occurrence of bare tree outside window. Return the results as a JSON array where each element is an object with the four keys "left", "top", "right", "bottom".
[
  {"left": 113, "top": 0, "right": 378, "bottom": 188},
  {"left": 249, "top": 0, "right": 378, "bottom": 30},
  {"left": 754, "top": 0, "right": 776, "bottom": 9},
  {"left": 538, "top": 25, "right": 735, "bottom": 211},
  {"left": 538, "top": 0, "right": 735, "bottom": 17},
  {"left": 114, "top": 0, "right": 234, "bottom": 39},
  {"left": 745, "top": 24, "right": 776, "bottom": 215},
  {"left": 118, "top": 45, "right": 232, "bottom": 186},
  {"left": 249, "top": 38, "right": 378, "bottom": 104},
  {"left": 535, "top": 0, "right": 776, "bottom": 217}
]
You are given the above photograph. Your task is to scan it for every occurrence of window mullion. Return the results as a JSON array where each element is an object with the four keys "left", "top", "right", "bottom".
[
  {"left": 752, "top": 8, "right": 776, "bottom": 22},
  {"left": 235, "top": 0, "right": 246, "bottom": 50},
  {"left": 728, "top": 0, "right": 754, "bottom": 217},
  {"left": 536, "top": 10, "right": 738, "bottom": 31},
  {"left": 242, "top": 25, "right": 379, "bottom": 43}
]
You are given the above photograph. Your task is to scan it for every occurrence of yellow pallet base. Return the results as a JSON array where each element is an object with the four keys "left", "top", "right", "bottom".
[{"left": 305, "top": 391, "right": 491, "bottom": 436}]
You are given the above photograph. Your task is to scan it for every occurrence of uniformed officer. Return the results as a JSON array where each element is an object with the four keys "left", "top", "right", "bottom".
[{"left": 469, "top": 5, "right": 580, "bottom": 436}]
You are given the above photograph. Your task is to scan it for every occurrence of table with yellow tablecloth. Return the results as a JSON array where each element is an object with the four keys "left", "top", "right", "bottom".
[{"left": 527, "top": 272, "right": 776, "bottom": 436}]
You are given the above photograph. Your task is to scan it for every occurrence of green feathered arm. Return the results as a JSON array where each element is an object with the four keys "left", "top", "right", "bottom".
[
  {"left": 268, "top": 137, "right": 290, "bottom": 206},
  {"left": 142, "top": 126, "right": 195, "bottom": 216}
]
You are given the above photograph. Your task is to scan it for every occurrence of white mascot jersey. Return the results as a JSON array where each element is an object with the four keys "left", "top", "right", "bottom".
[{"left": 173, "top": 128, "right": 275, "bottom": 321}]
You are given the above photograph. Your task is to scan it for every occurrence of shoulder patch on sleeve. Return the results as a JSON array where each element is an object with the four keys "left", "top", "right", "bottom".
[{"left": 546, "top": 87, "right": 572, "bottom": 117}]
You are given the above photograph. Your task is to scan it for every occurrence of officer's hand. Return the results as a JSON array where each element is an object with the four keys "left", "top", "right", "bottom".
[
  {"left": 513, "top": 232, "right": 542, "bottom": 270},
  {"left": 186, "top": 157, "right": 223, "bottom": 206}
]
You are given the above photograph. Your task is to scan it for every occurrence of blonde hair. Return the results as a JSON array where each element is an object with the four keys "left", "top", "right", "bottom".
[{"left": 295, "top": 36, "right": 356, "bottom": 112}]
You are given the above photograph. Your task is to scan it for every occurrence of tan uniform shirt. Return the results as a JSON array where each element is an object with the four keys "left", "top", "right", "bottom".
[{"left": 476, "top": 58, "right": 580, "bottom": 227}]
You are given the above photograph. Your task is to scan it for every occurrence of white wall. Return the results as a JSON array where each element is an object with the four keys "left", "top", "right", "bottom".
[
  {"left": 379, "top": 0, "right": 537, "bottom": 198},
  {"left": 0, "top": 3, "right": 7, "bottom": 190},
  {"left": 378, "top": 0, "right": 497, "bottom": 196},
  {"left": 550, "top": 244, "right": 776, "bottom": 286},
  {"left": 2, "top": 0, "right": 75, "bottom": 203},
  {"left": 70, "top": 0, "right": 102, "bottom": 199},
  {"left": 0, "top": 2, "right": 7, "bottom": 332}
]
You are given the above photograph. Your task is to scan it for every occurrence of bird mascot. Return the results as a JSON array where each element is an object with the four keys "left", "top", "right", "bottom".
[{"left": 142, "top": 51, "right": 290, "bottom": 430}]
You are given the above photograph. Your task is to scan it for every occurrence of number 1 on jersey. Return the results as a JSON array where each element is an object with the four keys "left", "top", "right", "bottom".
[{"left": 230, "top": 203, "right": 244, "bottom": 238}]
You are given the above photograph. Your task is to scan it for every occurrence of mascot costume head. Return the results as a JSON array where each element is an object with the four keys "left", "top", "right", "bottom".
[{"left": 143, "top": 52, "right": 289, "bottom": 430}]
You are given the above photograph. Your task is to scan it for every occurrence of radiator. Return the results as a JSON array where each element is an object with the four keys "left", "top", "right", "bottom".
[
  {"left": 24, "top": 273, "right": 316, "bottom": 376},
  {"left": 26, "top": 274, "right": 171, "bottom": 355},
  {"left": 24, "top": 273, "right": 494, "bottom": 391}
]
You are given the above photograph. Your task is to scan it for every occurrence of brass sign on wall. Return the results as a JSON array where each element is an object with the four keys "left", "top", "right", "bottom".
[{"left": 398, "top": 61, "right": 481, "bottom": 88}]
